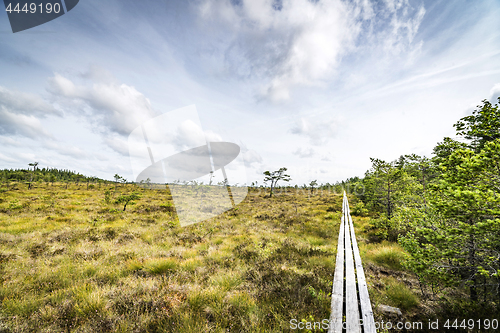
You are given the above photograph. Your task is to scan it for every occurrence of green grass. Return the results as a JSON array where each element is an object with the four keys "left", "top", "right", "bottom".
[
  {"left": 144, "top": 258, "right": 179, "bottom": 275},
  {"left": 0, "top": 182, "right": 430, "bottom": 332},
  {"left": 364, "top": 243, "right": 406, "bottom": 271},
  {"left": 0, "top": 182, "right": 348, "bottom": 332},
  {"left": 384, "top": 278, "right": 420, "bottom": 311}
]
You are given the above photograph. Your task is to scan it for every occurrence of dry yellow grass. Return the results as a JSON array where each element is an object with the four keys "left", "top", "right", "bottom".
[{"left": 0, "top": 182, "right": 423, "bottom": 332}]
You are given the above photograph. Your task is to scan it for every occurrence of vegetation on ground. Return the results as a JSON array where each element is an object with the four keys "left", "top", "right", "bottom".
[
  {"left": 1, "top": 97, "right": 498, "bottom": 332},
  {"left": 0, "top": 181, "right": 346, "bottom": 332}
]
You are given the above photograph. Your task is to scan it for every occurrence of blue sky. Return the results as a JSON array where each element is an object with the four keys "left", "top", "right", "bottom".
[{"left": 0, "top": 0, "right": 499, "bottom": 185}]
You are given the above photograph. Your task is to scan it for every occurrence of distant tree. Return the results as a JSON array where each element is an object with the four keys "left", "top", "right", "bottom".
[
  {"left": 115, "top": 191, "right": 141, "bottom": 211},
  {"left": 29, "top": 162, "right": 38, "bottom": 172},
  {"left": 50, "top": 174, "right": 56, "bottom": 186},
  {"left": 104, "top": 189, "right": 112, "bottom": 204},
  {"left": 1, "top": 171, "right": 7, "bottom": 191},
  {"left": 263, "top": 167, "right": 291, "bottom": 198},
  {"left": 74, "top": 175, "right": 80, "bottom": 187},
  {"left": 309, "top": 180, "right": 318, "bottom": 194},
  {"left": 43, "top": 174, "right": 50, "bottom": 187},
  {"left": 114, "top": 174, "right": 122, "bottom": 190},
  {"left": 27, "top": 162, "right": 38, "bottom": 190}
]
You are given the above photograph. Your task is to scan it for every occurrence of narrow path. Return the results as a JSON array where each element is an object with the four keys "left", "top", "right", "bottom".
[{"left": 329, "top": 192, "right": 376, "bottom": 333}]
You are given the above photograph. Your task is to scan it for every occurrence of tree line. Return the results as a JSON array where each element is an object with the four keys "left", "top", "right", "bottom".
[
  {"left": 354, "top": 98, "right": 500, "bottom": 309},
  {"left": 0, "top": 166, "right": 110, "bottom": 190}
]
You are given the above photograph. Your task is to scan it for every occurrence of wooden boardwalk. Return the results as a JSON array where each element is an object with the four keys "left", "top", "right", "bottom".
[{"left": 329, "top": 192, "right": 376, "bottom": 333}]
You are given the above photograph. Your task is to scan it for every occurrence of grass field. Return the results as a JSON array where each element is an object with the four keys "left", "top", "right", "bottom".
[{"left": 0, "top": 182, "right": 436, "bottom": 332}]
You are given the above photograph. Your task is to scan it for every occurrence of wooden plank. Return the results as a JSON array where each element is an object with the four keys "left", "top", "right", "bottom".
[
  {"left": 330, "top": 192, "right": 375, "bottom": 333},
  {"left": 348, "top": 212, "right": 376, "bottom": 333},
  {"left": 328, "top": 211, "right": 344, "bottom": 333},
  {"left": 344, "top": 194, "right": 361, "bottom": 333}
]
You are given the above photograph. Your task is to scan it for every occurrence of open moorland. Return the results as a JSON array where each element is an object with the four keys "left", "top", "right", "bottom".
[{"left": 1, "top": 179, "right": 491, "bottom": 333}]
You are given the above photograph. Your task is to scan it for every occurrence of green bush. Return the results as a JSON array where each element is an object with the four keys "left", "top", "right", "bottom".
[
  {"left": 351, "top": 201, "right": 368, "bottom": 216},
  {"left": 365, "top": 215, "right": 400, "bottom": 242}
]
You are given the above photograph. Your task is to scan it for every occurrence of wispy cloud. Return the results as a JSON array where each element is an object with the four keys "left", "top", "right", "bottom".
[
  {"left": 0, "top": 108, "right": 53, "bottom": 139},
  {"left": 489, "top": 83, "right": 500, "bottom": 102},
  {"left": 0, "top": 137, "right": 22, "bottom": 147},
  {"left": 0, "top": 152, "right": 18, "bottom": 163},
  {"left": 47, "top": 68, "right": 159, "bottom": 137},
  {"left": 0, "top": 86, "right": 61, "bottom": 139},
  {"left": 293, "top": 146, "right": 315, "bottom": 158},
  {"left": 194, "top": 0, "right": 425, "bottom": 101},
  {"left": 0, "top": 86, "right": 61, "bottom": 117},
  {"left": 44, "top": 141, "right": 90, "bottom": 159},
  {"left": 0, "top": 0, "right": 498, "bottom": 186},
  {"left": 290, "top": 116, "right": 339, "bottom": 145},
  {"left": 103, "top": 135, "right": 129, "bottom": 156}
]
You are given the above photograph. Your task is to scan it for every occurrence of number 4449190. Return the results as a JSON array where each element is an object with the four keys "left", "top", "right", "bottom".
[
  {"left": 5, "top": 2, "right": 61, "bottom": 14},
  {"left": 444, "top": 319, "right": 498, "bottom": 330}
]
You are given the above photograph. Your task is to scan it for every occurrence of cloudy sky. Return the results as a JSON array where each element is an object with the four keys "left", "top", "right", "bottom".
[{"left": 0, "top": 0, "right": 499, "bottom": 185}]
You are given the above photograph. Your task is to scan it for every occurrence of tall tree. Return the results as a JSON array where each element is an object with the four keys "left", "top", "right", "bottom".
[
  {"left": 362, "top": 158, "right": 404, "bottom": 219},
  {"left": 453, "top": 97, "right": 500, "bottom": 151},
  {"left": 401, "top": 139, "right": 500, "bottom": 303}
]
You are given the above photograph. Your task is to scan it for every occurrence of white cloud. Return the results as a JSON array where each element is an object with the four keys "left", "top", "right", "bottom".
[
  {"left": 170, "top": 120, "right": 226, "bottom": 152},
  {"left": 0, "top": 86, "right": 61, "bottom": 117},
  {"left": 0, "top": 152, "right": 18, "bottom": 163},
  {"left": 195, "top": 0, "right": 425, "bottom": 101},
  {"left": 47, "top": 74, "right": 78, "bottom": 98},
  {"left": 103, "top": 136, "right": 129, "bottom": 156},
  {"left": 46, "top": 68, "right": 165, "bottom": 161},
  {"left": 0, "top": 137, "right": 22, "bottom": 147},
  {"left": 380, "top": 0, "right": 426, "bottom": 56},
  {"left": 0, "top": 86, "right": 61, "bottom": 139},
  {"left": 242, "top": 149, "right": 263, "bottom": 166},
  {"left": 44, "top": 141, "right": 90, "bottom": 159},
  {"left": 489, "top": 83, "right": 500, "bottom": 102},
  {"left": 172, "top": 119, "right": 207, "bottom": 151},
  {"left": 204, "top": 129, "right": 223, "bottom": 143},
  {"left": 290, "top": 116, "right": 339, "bottom": 145},
  {"left": 81, "top": 65, "right": 119, "bottom": 85},
  {"left": 0, "top": 107, "right": 52, "bottom": 139},
  {"left": 47, "top": 70, "right": 159, "bottom": 136},
  {"left": 293, "top": 146, "right": 315, "bottom": 158}
]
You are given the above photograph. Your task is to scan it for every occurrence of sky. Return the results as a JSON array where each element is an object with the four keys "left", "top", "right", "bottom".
[{"left": 0, "top": 0, "right": 499, "bottom": 186}]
